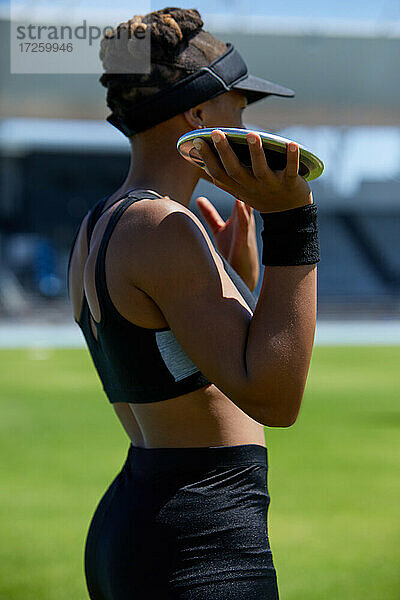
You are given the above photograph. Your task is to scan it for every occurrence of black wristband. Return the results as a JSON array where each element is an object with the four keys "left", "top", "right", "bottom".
[{"left": 260, "top": 203, "right": 320, "bottom": 266}]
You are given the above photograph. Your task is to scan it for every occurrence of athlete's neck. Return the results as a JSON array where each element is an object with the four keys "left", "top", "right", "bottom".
[{"left": 116, "top": 127, "right": 203, "bottom": 209}]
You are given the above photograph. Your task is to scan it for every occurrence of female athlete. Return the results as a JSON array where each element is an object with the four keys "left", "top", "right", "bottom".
[{"left": 67, "top": 7, "right": 318, "bottom": 600}]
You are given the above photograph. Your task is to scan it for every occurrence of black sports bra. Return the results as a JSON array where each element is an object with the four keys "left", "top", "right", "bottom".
[{"left": 67, "top": 188, "right": 257, "bottom": 404}]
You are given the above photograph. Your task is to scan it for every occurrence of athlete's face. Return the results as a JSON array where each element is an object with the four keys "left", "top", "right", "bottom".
[
  {"left": 204, "top": 89, "right": 248, "bottom": 128},
  {"left": 184, "top": 89, "right": 248, "bottom": 131}
]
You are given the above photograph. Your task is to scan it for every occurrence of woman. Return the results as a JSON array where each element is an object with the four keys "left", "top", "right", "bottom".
[{"left": 67, "top": 7, "right": 319, "bottom": 600}]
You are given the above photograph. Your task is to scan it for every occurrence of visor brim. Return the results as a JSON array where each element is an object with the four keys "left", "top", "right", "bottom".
[{"left": 233, "top": 73, "right": 295, "bottom": 104}]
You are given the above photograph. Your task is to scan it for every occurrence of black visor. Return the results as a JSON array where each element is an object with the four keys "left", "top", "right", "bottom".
[{"left": 107, "top": 42, "right": 295, "bottom": 137}]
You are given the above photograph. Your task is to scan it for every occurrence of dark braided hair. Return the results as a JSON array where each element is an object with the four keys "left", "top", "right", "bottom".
[{"left": 99, "top": 7, "right": 227, "bottom": 133}]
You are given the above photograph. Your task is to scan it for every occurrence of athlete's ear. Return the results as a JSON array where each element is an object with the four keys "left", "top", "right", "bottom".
[{"left": 183, "top": 105, "right": 205, "bottom": 130}]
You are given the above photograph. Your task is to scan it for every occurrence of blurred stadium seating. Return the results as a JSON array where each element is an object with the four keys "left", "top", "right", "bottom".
[{"left": 0, "top": 117, "right": 399, "bottom": 320}]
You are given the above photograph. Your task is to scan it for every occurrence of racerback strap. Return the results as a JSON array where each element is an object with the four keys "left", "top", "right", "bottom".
[
  {"left": 93, "top": 189, "right": 164, "bottom": 328},
  {"left": 86, "top": 195, "right": 110, "bottom": 250},
  {"left": 66, "top": 194, "right": 110, "bottom": 299}
]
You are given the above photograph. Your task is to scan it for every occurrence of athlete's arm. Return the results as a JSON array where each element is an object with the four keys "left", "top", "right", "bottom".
[{"left": 123, "top": 198, "right": 316, "bottom": 427}]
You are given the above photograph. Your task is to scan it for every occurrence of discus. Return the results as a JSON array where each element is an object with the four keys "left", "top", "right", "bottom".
[{"left": 177, "top": 127, "right": 324, "bottom": 182}]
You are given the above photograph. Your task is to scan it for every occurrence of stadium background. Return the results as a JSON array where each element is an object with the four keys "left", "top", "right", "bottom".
[
  {"left": 1, "top": 8, "right": 400, "bottom": 326},
  {"left": 0, "top": 2, "right": 399, "bottom": 600}
]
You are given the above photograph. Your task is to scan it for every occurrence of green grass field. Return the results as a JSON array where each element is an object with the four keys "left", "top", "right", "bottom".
[{"left": 0, "top": 346, "right": 399, "bottom": 600}]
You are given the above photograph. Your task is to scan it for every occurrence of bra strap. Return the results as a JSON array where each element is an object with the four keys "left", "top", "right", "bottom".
[
  {"left": 94, "top": 189, "right": 164, "bottom": 328},
  {"left": 86, "top": 195, "right": 109, "bottom": 250},
  {"left": 66, "top": 194, "right": 109, "bottom": 300}
]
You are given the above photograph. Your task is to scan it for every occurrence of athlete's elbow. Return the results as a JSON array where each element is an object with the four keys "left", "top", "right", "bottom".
[
  {"left": 256, "top": 404, "right": 300, "bottom": 428},
  {"left": 263, "top": 407, "right": 300, "bottom": 428},
  {"left": 244, "top": 382, "right": 304, "bottom": 428}
]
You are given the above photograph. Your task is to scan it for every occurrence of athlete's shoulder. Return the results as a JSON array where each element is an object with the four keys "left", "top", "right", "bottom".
[
  {"left": 123, "top": 194, "right": 209, "bottom": 244},
  {"left": 125, "top": 194, "right": 192, "bottom": 220},
  {"left": 120, "top": 194, "right": 219, "bottom": 290}
]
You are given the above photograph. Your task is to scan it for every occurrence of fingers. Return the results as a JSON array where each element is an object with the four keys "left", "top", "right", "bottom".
[
  {"left": 209, "top": 130, "right": 248, "bottom": 183},
  {"left": 239, "top": 198, "right": 253, "bottom": 218},
  {"left": 194, "top": 130, "right": 251, "bottom": 185},
  {"left": 285, "top": 142, "right": 300, "bottom": 178},
  {"left": 246, "top": 133, "right": 274, "bottom": 180},
  {"left": 245, "top": 203, "right": 253, "bottom": 218},
  {"left": 235, "top": 199, "right": 250, "bottom": 225},
  {"left": 196, "top": 197, "right": 225, "bottom": 234},
  {"left": 193, "top": 135, "right": 236, "bottom": 188}
]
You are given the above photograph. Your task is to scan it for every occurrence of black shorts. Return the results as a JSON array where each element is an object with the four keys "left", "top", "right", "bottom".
[{"left": 84, "top": 443, "right": 280, "bottom": 599}]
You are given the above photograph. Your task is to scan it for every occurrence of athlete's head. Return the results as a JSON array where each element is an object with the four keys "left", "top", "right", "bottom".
[{"left": 99, "top": 7, "right": 248, "bottom": 138}]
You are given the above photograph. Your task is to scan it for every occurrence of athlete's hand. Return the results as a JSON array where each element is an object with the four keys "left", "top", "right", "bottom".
[
  {"left": 196, "top": 196, "right": 259, "bottom": 291},
  {"left": 193, "top": 130, "right": 313, "bottom": 213}
]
